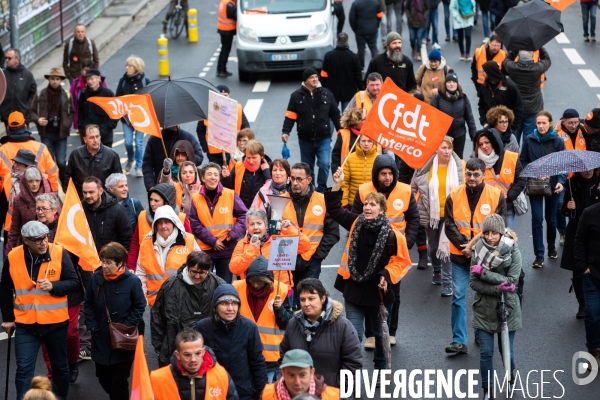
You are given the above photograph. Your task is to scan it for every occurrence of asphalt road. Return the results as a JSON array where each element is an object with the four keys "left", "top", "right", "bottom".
[{"left": 1, "top": 1, "right": 600, "bottom": 399}]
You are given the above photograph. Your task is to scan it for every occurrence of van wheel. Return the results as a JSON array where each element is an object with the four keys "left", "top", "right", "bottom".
[{"left": 239, "top": 68, "right": 255, "bottom": 82}]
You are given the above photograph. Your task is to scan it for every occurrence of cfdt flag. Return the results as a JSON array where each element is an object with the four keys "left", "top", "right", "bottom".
[
  {"left": 88, "top": 94, "right": 162, "bottom": 138},
  {"left": 131, "top": 336, "right": 154, "bottom": 400},
  {"left": 545, "top": 0, "right": 576, "bottom": 12},
  {"left": 360, "top": 78, "right": 453, "bottom": 169}
]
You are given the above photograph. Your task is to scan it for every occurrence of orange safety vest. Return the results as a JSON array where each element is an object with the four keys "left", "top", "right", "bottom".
[
  {"left": 175, "top": 183, "right": 183, "bottom": 210},
  {"left": 475, "top": 45, "right": 506, "bottom": 85},
  {"left": 217, "top": 0, "right": 236, "bottom": 31},
  {"left": 261, "top": 383, "right": 340, "bottom": 400},
  {"left": 191, "top": 189, "right": 235, "bottom": 251},
  {"left": 338, "top": 221, "right": 410, "bottom": 284},
  {"left": 0, "top": 142, "right": 59, "bottom": 192},
  {"left": 338, "top": 129, "right": 353, "bottom": 166},
  {"left": 9, "top": 244, "right": 68, "bottom": 325},
  {"left": 139, "top": 234, "right": 196, "bottom": 306},
  {"left": 483, "top": 151, "right": 518, "bottom": 198},
  {"left": 514, "top": 50, "right": 546, "bottom": 89},
  {"left": 3, "top": 172, "right": 13, "bottom": 231},
  {"left": 234, "top": 280, "right": 288, "bottom": 362},
  {"left": 151, "top": 362, "right": 230, "bottom": 400},
  {"left": 205, "top": 104, "right": 243, "bottom": 154},
  {"left": 233, "top": 161, "right": 247, "bottom": 195},
  {"left": 358, "top": 182, "right": 412, "bottom": 233},
  {"left": 557, "top": 123, "right": 586, "bottom": 151},
  {"left": 356, "top": 90, "right": 374, "bottom": 114},
  {"left": 449, "top": 184, "right": 502, "bottom": 255},
  {"left": 282, "top": 192, "right": 326, "bottom": 261},
  {"left": 137, "top": 210, "right": 187, "bottom": 242}
]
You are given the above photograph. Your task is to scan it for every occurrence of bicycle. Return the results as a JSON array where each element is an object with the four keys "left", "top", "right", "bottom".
[{"left": 169, "top": 0, "right": 186, "bottom": 39}]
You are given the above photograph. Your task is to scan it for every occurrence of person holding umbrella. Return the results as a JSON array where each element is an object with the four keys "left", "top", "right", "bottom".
[{"left": 468, "top": 214, "right": 522, "bottom": 400}]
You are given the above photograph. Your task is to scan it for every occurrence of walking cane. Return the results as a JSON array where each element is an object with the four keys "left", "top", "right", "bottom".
[{"left": 5, "top": 329, "right": 13, "bottom": 400}]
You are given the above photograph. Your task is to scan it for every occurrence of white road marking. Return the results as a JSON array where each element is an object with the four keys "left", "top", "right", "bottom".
[
  {"left": 199, "top": 72, "right": 207, "bottom": 77},
  {"left": 244, "top": 99, "right": 263, "bottom": 123},
  {"left": 210, "top": 57, "right": 216, "bottom": 61},
  {"left": 228, "top": 57, "right": 238, "bottom": 62},
  {"left": 213, "top": 53, "right": 219, "bottom": 57},
  {"left": 597, "top": 94, "right": 600, "bottom": 101},
  {"left": 120, "top": 157, "right": 128, "bottom": 163},
  {"left": 555, "top": 32, "right": 570, "bottom": 44},
  {"left": 563, "top": 48, "right": 585, "bottom": 65},
  {"left": 207, "top": 62, "right": 214, "bottom": 66},
  {"left": 579, "top": 69, "right": 600, "bottom": 87},
  {"left": 322, "top": 263, "right": 429, "bottom": 269},
  {"left": 252, "top": 80, "right": 271, "bottom": 92},
  {"left": 203, "top": 67, "right": 210, "bottom": 72},
  {"left": 0, "top": 332, "right": 14, "bottom": 341},
  {"left": 113, "top": 139, "right": 125, "bottom": 147}
]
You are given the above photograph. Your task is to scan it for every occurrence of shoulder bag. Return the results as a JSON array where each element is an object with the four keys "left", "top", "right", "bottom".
[
  {"left": 103, "top": 285, "right": 138, "bottom": 351},
  {"left": 525, "top": 141, "right": 553, "bottom": 197}
]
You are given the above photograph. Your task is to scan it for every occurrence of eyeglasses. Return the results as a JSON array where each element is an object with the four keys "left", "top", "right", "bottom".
[
  {"left": 465, "top": 172, "right": 482, "bottom": 178},
  {"left": 35, "top": 207, "right": 52, "bottom": 213},
  {"left": 188, "top": 269, "right": 209, "bottom": 277},
  {"left": 290, "top": 177, "right": 307, "bottom": 183},
  {"left": 26, "top": 235, "right": 48, "bottom": 245},
  {"left": 498, "top": 120, "right": 509, "bottom": 125}
]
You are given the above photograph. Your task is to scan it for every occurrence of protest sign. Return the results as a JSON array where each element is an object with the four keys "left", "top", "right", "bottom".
[
  {"left": 268, "top": 235, "right": 299, "bottom": 271},
  {"left": 207, "top": 91, "right": 239, "bottom": 154}
]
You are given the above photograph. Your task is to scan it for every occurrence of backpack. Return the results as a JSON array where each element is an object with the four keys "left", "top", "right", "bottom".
[
  {"left": 457, "top": 0, "right": 475, "bottom": 18},
  {"left": 409, "top": 0, "right": 426, "bottom": 24},
  {"left": 67, "top": 37, "right": 93, "bottom": 65}
]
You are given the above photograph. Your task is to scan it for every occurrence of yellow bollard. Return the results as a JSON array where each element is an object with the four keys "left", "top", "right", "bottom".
[
  {"left": 188, "top": 9, "right": 198, "bottom": 43},
  {"left": 158, "top": 35, "right": 169, "bottom": 76}
]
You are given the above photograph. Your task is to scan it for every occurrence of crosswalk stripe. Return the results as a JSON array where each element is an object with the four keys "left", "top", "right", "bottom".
[
  {"left": 579, "top": 69, "right": 600, "bottom": 87},
  {"left": 244, "top": 99, "right": 263, "bottom": 123},
  {"left": 252, "top": 80, "right": 271, "bottom": 92},
  {"left": 555, "top": 32, "right": 570, "bottom": 44},
  {"left": 563, "top": 48, "right": 585, "bottom": 65}
]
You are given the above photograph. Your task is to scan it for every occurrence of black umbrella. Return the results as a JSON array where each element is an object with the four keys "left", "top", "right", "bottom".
[
  {"left": 495, "top": 1, "right": 563, "bottom": 51},
  {"left": 136, "top": 77, "right": 220, "bottom": 128}
]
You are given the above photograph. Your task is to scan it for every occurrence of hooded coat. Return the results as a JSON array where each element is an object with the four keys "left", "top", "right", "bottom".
[
  {"left": 194, "top": 284, "right": 268, "bottom": 400},
  {"left": 430, "top": 84, "right": 477, "bottom": 140},
  {"left": 416, "top": 58, "right": 449, "bottom": 104},
  {"left": 151, "top": 265, "right": 226, "bottom": 366},
  {"left": 159, "top": 139, "right": 197, "bottom": 184},
  {"left": 279, "top": 298, "right": 362, "bottom": 387},
  {"left": 82, "top": 189, "right": 133, "bottom": 252},
  {"left": 160, "top": 161, "right": 201, "bottom": 215}
]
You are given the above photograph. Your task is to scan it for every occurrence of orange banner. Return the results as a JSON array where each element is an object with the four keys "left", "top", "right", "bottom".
[
  {"left": 131, "top": 336, "right": 154, "bottom": 400},
  {"left": 545, "top": 0, "right": 576, "bottom": 12},
  {"left": 88, "top": 94, "right": 162, "bottom": 138},
  {"left": 54, "top": 180, "right": 100, "bottom": 272},
  {"left": 360, "top": 78, "right": 453, "bottom": 169}
]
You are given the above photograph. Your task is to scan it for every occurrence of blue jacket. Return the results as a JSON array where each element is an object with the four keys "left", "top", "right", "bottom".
[
  {"left": 84, "top": 268, "right": 146, "bottom": 366},
  {"left": 120, "top": 192, "right": 144, "bottom": 229},
  {"left": 519, "top": 131, "right": 567, "bottom": 190},
  {"left": 194, "top": 285, "right": 267, "bottom": 400}
]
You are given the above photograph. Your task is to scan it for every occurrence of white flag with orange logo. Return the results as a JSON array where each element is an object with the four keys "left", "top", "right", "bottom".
[{"left": 54, "top": 180, "right": 100, "bottom": 272}]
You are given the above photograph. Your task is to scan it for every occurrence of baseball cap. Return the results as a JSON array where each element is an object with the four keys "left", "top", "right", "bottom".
[
  {"left": 8, "top": 111, "right": 25, "bottom": 128},
  {"left": 280, "top": 350, "right": 313, "bottom": 369},
  {"left": 216, "top": 84, "right": 230, "bottom": 94}
]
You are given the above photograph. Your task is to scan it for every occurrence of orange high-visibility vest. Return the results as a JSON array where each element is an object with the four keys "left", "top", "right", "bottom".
[
  {"left": 139, "top": 234, "right": 196, "bottom": 306},
  {"left": 475, "top": 45, "right": 506, "bottom": 85},
  {"left": 338, "top": 221, "right": 410, "bottom": 284},
  {"left": 151, "top": 361, "right": 230, "bottom": 400},
  {"left": 514, "top": 50, "right": 546, "bottom": 89},
  {"left": 191, "top": 189, "right": 235, "bottom": 251},
  {"left": 358, "top": 182, "right": 412, "bottom": 233},
  {"left": 217, "top": 0, "right": 236, "bottom": 31},
  {"left": 233, "top": 161, "right": 247, "bottom": 195},
  {"left": 356, "top": 90, "right": 374, "bottom": 114},
  {"left": 282, "top": 192, "right": 326, "bottom": 261},
  {"left": 137, "top": 210, "right": 187, "bottom": 242},
  {"left": 557, "top": 123, "right": 586, "bottom": 151},
  {"left": 0, "top": 142, "right": 59, "bottom": 192},
  {"left": 449, "top": 184, "right": 502, "bottom": 255},
  {"left": 234, "top": 280, "right": 288, "bottom": 362},
  {"left": 483, "top": 151, "right": 518, "bottom": 198},
  {"left": 175, "top": 183, "right": 183, "bottom": 210},
  {"left": 261, "top": 383, "right": 340, "bottom": 400},
  {"left": 3, "top": 172, "right": 14, "bottom": 231},
  {"left": 338, "top": 129, "right": 353, "bottom": 166},
  {"left": 205, "top": 104, "right": 243, "bottom": 154},
  {"left": 9, "top": 244, "right": 68, "bottom": 325}
]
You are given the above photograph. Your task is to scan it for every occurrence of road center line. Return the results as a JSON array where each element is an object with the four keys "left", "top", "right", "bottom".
[
  {"left": 555, "top": 32, "right": 570, "bottom": 44},
  {"left": 579, "top": 69, "right": 600, "bottom": 87},
  {"left": 244, "top": 99, "right": 264, "bottom": 123},
  {"left": 322, "top": 263, "right": 427, "bottom": 269},
  {"left": 563, "top": 48, "right": 585, "bottom": 65},
  {"left": 252, "top": 80, "right": 271, "bottom": 92}
]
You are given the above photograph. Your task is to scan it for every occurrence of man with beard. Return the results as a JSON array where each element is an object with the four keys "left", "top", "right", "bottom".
[
  {"left": 365, "top": 32, "right": 417, "bottom": 92},
  {"left": 477, "top": 61, "right": 523, "bottom": 132}
]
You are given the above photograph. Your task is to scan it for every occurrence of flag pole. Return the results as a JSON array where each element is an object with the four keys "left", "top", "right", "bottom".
[
  {"left": 160, "top": 137, "right": 169, "bottom": 159},
  {"left": 340, "top": 135, "right": 361, "bottom": 169}
]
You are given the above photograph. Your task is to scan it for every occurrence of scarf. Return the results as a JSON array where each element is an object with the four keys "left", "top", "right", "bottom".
[
  {"left": 246, "top": 232, "right": 270, "bottom": 247},
  {"left": 297, "top": 297, "right": 332, "bottom": 342},
  {"left": 244, "top": 158, "right": 260, "bottom": 173},
  {"left": 154, "top": 229, "right": 179, "bottom": 267},
  {"left": 232, "top": 147, "right": 245, "bottom": 163},
  {"left": 472, "top": 232, "right": 514, "bottom": 270},
  {"left": 46, "top": 84, "right": 61, "bottom": 118},
  {"left": 246, "top": 284, "right": 273, "bottom": 322},
  {"left": 270, "top": 180, "right": 288, "bottom": 195},
  {"left": 8, "top": 171, "right": 22, "bottom": 209},
  {"left": 533, "top": 128, "right": 558, "bottom": 143},
  {"left": 347, "top": 214, "right": 390, "bottom": 283},
  {"left": 428, "top": 155, "right": 460, "bottom": 229},
  {"left": 437, "top": 222, "right": 451, "bottom": 262},
  {"left": 445, "top": 90, "right": 460, "bottom": 101},
  {"left": 478, "top": 149, "right": 499, "bottom": 169},
  {"left": 104, "top": 266, "right": 126, "bottom": 281},
  {"left": 275, "top": 376, "right": 316, "bottom": 400}
]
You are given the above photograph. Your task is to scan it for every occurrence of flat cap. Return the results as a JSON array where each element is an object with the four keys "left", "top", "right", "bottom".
[{"left": 21, "top": 221, "right": 49, "bottom": 239}]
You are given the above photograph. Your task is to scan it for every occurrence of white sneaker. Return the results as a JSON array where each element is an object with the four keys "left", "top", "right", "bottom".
[
  {"left": 364, "top": 336, "right": 375, "bottom": 350},
  {"left": 135, "top": 168, "right": 143, "bottom": 177},
  {"left": 483, "top": 37, "right": 490, "bottom": 43},
  {"left": 432, "top": 42, "right": 441, "bottom": 50}
]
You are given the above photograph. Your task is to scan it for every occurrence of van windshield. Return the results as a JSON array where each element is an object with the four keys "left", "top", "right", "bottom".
[{"left": 241, "top": 0, "right": 327, "bottom": 14}]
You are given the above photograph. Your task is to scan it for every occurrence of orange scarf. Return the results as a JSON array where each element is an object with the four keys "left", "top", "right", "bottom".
[{"left": 103, "top": 266, "right": 126, "bottom": 281}]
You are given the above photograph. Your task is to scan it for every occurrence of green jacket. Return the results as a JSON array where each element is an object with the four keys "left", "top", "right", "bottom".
[{"left": 469, "top": 232, "right": 522, "bottom": 333}]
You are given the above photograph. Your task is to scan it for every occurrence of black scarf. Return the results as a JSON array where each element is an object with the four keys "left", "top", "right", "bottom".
[
  {"left": 270, "top": 181, "right": 288, "bottom": 195},
  {"left": 347, "top": 214, "right": 390, "bottom": 282},
  {"left": 47, "top": 85, "right": 61, "bottom": 119}
]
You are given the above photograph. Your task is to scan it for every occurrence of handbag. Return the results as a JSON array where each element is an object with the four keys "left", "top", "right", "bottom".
[
  {"left": 102, "top": 286, "right": 138, "bottom": 351},
  {"left": 525, "top": 178, "right": 552, "bottom": 197},
  {"left": 512, "top": 192, "right": 529, "bottom": 216}
]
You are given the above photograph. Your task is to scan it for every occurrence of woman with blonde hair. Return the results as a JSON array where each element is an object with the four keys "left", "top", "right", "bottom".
[
  {"left": 23, "top": 376, "right": 56, "bottom": 400},
  {"left": 116, "top": 54, "right": 150, "bottom": 177},
  {"left": 331, "top": 108, "right": 364, "bottom": 174},
  {"left": 341, "top": 135, "right": 378, "bottom": 208}
]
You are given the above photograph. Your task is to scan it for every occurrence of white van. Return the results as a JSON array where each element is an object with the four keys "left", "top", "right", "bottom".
[{"left": 236, "top": 0, "right": 335, "bottom": 81}]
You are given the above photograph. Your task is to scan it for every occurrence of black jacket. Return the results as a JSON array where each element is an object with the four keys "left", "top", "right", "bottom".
[
  {"left": 574, "top": 202, "right": 600, "bottom": 289},
  {"left": 151, "top": 266, "right": 225, "bottom": 366},
  {"left": 321, "top": 45, "right": 365, "bottom": 103},
  {"left": 77, "top": 85, "right": 118, "bottom": 137},
  {"left": 282, "top": 85, "right": 341, "bottom": 142},
  {"left": 502, "top": 48, "right": 551, "bottom": 114},
  {"left": 65, "top": 145, "right": 123, "bottom": 195},
  {"left": 279, "top": 299, "right": 362, "bottom": 387},
  {"left": 350, "top": 155, "right": 420, "bottom": 249},
  {"left": 222, "top": 162, "right": 272, "bottom": 209},
  {"left": 143, "top": 127, "right": 204, "bottom": 190},
  {"left": 84, "top": 268, "right": 146, "bottom": 366},
  {"left": 365, "top": 52, "right": 417, "bottom": 92},
  {"left": 478, "top": 78, "right": 524, "bottom": 128},
  {"left": 430, "top": 87, "right": 477, "bottom": 139},
  {"left": 82, "top": 190, "right": 133, "bottom": 252},
  {"left": 444, "top": 183, "right": 507, "bottom": 266},
  {"left": 115, "top": 72, "right": 150, "bottom": 96},
  {"left": 349, "top": 0, "right": 383, "bottom": 36},
  {"left": 519, "top": 132, "right": 567, "bottom": 190},
  {"left": 0, "top": 64, "right": 37, "bottom": 122}
]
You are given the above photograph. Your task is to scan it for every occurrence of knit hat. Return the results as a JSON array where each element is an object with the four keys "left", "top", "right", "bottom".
[
  {"left": 8, "top": 111, "right": 25, "bottom": 128},
  {"left": 518, "top": 50, "right": 533, "bottom": 62},
  {"left": 445, "top": 69, "right": 458, "bottom": 83},
  {"left": 585, "top": 109, "right": 600, "bottom": 129},
  {"left": 386, "top": 31, "right": 402, "bottom": 47},
  {"left": 428, "top": 49, "right": 441, "bottom": 62},
  {"left": 482, "top": 61, "right": 504, "bottom": 84},
  {"left": 302, "top": 68, "right": 318, "bottom": 82},
  {"left": 482, "top": 214, "right": 505, "bottom": 235},
  {"left": 562, "top": 109, "right": 579, "bottom": 119}
]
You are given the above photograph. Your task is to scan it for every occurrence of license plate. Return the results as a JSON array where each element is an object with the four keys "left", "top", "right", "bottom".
[{"left": 270, "top": 54, "right": 298, "bottom": 61}]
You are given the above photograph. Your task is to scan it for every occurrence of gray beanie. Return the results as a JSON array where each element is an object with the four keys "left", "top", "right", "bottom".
[
  {"left": 386, "top": 32, "right": 402, "bottom": 47},
  {"left": 482, "top": 214, "right": 505, "bottom": 235}
]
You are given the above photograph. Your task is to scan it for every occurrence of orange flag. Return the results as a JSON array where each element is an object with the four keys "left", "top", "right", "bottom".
[
  {"left": 54, "top": 179, "right": 100, "bottom": 272},
  {"left": 360, "top": 77, "right": 453, "bottom": 169},
  {"left": 88, "top": 94, "right": 162, "bottom": 138},
  {"left": 131, "top": 336, "right": 154, "bottom": 400},
  {"left": 545, "top": 0, "right": 576, "bottom": 12}
]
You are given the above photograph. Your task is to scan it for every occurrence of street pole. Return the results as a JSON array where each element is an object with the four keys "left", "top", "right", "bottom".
[{"left": 9, "top": 0, "right": 18, "bottom": 49}]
